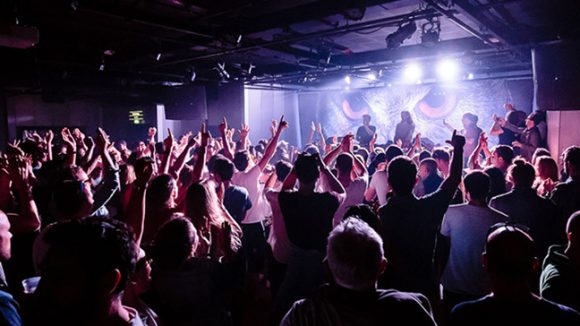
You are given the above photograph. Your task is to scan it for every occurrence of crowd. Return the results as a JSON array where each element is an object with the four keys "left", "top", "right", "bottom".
[{"left": 0, "top": 103, "right": 578, "bottom": 326}]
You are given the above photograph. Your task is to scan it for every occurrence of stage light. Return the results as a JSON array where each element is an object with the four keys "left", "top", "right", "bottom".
[
  {"left": 386, "top": 21, "right": 417, "bottom": 49},
  {"left": 217, "top": 62, "right": 230, "bottom": 79},
  {"left": 99, "top": 59, "right": 105, "bottom": 71},
  {"left": 403, "top": 64, "right": 422, "bottom": 83},
  {"left": 467, "top": 73, "right": 474, "bottom": 80},
  {"left": 190, "top": 67, "right": 196, "bottom": 82},
  {"left": 344, "top": 75, "right": 351, "bottom": 84},
  {"left": 367, "top": 72, "right": 377, "bottom": 81},
  {"left": 156, "top": 53, "right": 162, "bottom": 61},
  {"left": 436, "top": 59, "right": 459, "bottom": 82},
  {"left": 421, "top": 19, "right": 440, "bottom": 48}
]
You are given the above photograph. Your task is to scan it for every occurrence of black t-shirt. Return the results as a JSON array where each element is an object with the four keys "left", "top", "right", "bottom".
[
  {"left": 450, "top": 295, "right": 580, "bottom": 326},
  {"left": 356, "top": 125, "right": 377, "bottom": 148},
  {"left": 223, "top": 185, "right": 252, "bottom": 224},
  {"left": 279, "top": 191, "right": 340, "bottom": 253},
  {"left": 378, "top": 189, "right": 454, "bottom": 296}
]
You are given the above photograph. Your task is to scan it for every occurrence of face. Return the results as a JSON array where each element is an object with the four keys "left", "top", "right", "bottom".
[
  {"left": 418, "top": 164, "right": 429, "bottom": 179},
  {"left": 0, "top": 214, "right": 12, "bottom": 261},
  {"left": 525, "top": 117, "right": 535, "bottom": 129},
  {"left": 363, "top": 116, "right": 370, "bottom": 125},
  {"left": 462, "top": 116, "right": 471, "bottom": 128},
  {"left": 492, "top": 151, "right": 503, "bottom": 169}
]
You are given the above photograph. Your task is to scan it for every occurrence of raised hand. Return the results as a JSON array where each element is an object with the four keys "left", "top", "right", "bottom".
[
  {"left": 96, "top": 127, "right": 111, "bottom": 153},
  {"left": 479, "top": 132, "right": 489, "bottom": 149},
  {"left": 148, "top": 127, "right": 157, "bottom": 138},
  {"left": 317, "top": 122, "right": 323, "bottom": 134},
  {"left": 44, "top": 130, "right": 54, "bottom": 145},
  {"left": 61, "top": 128, "right": 77, "bottom": 150},
  {"left": 163, "top": 128, "right": 175, "bottom": 152},
  {"left": 341, "top": 133, "right": 353, "bottom": 152},
  {"left": 270, "top": 120, "right": 277, "bottom": 137},
  {"left": 84, "top": 136, "right": 95, "bottom": 149},
  {"left": 200, "top": 123, "right": 211, "bottom": 147},
  {"left": 446, "top": 130, "right": 466, "bottom": 150},
  {"left": 8, "top": 154, "right": 31, "bottom": 187},
  {"left": 218, "top": 117, "right": 228, "bottom": 135},
  {"left": 414, "top": 133, "right": 422, "bottom": 149},
  {"left": 7, "top": 140, "right": 25, "bottom": 156},
  {"left": 310, "top": 121, "right": 316, "bottom": 133},
  {"left": 277, "top": 115, "right": 288, "bottom": 133},
  {"left": 240, "top": 123, "right": 250, "bottom": 138}
]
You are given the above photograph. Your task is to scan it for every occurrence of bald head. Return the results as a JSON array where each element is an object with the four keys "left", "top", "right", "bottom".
[
  {"left": 566, "top": 211, "right": 580, "bottom": 248},
  {"left": 0, "top": 211, "right": 11, "bottom": 261},
  {"left": 484, "top": 226, "right": 536, "bottom": 282}
]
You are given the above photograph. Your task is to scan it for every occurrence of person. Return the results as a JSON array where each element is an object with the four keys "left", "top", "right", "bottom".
[
  {"left": 490, "top": 145, "right": 514, "bottom": 176},
  {"left": 0, "top": 211, "right": 23, "bottom": 325},
  {"left": 490, "top": 160, "right": 561, "bottom": 259},
  {"left": 394, "top": 111, "right": 415, "bottom": 149},
  {"left": 551, "top": 146, "right": 580, "bottom": 226},
  {"left": 342, "top": 204, "right": 381, "bottom": 234},
  {"left": 213, "top": 156, "right": 252, "bottom": 225},
  {"left": 142, "top": 174, "right": 179, "bottom": 245},
  {"left": 24, "top": 217, "right": 143, "bottom": 325},
  {"left": 355, "top": 114, "right": 376, "bottom": 149},
  {"left": 415, "top": 158, "right": 443, "bottom": 197},
  {"left": 281, "top": 218, "right": 436, "bottom": 326},
  {"left": 323, "top": 134, "right": 369, "bottom": 226},
  {"left": 512, "top": 112, "right": 541, "bottom": 162},
  {"left": 444, "top": 112, "right": 482, "bottom": 163},
  {"left": 364, "top": 145, "right": 404, "bottom": 206},
  {"left": 275, "top": 152, "right": 345, "bottom": 321},
  {"left": 378, "top": 130, "right": 464, "bottom": 300},
  {"left": 535, "top": 156, "right": 559, "bottom": 197},
  {"left": 149, "top": 217, "right": 233, "bottom": 326},
  {"left": 489, "top": 103, "right": 527, "bottom": 146},
  {"left": 437, "top": 171, "right": 509, "bottom": 314},
  {"left": 540, "top": 211, "right": 580, "bottom": 312},
  {"left": 449, "top": 224, "right": 580, "bottom": 326}
]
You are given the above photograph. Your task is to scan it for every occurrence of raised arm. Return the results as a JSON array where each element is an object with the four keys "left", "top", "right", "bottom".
[
  {"left": 281, "top": 166, "right": 297, "bottom": 191},
  {"left": 238, "top": 123, "right": 250, "bottom": 152},
  {"left": 8, "top": 155, "right": 41, "bottom": 233},
  {"left": 307, "top": 121, "right": 315, "bottom": 145},
  {"left": 61, "top": 127, "right": 77, "bottom": 166},
  {"left": 159, "top": 128, "right": 175, "bottom": 175},
  {"left": 125, "top": 178, "right": 147, "bottom": 248},
  {"left": 440, "top": 130, "right": 465, "bottom": 193},
  {"left": 442, "top": 119, "right": 455, "bottom": 132},
  {"left": 317, "top": 123, "right": 326, "bottom": 152},
  {"left": 468, "top": 132, "right": 488, "bottom": 170},
  {"left": 258, "top": 115, "right": 287, "bottom": 171},
  {"left": 44, "top": 130, "right": 54, "bottom": 162},
  {"left": 170, "top": 134, "right": 197, "bottom": 179},
  {"left": 316, "top": 153, "right": 345, "bottom": 195},
  {"left": 91, "top": 128, "right": 120, "bottom": 215},
  {"left": 407, "top": 133, "right": 421, "bottom": 158},
  {"left": 219, "top": 117, "right": 234, "bottom": 160},
  {"left": 192, "top": 123, "right": 210, "bottom": 183}
]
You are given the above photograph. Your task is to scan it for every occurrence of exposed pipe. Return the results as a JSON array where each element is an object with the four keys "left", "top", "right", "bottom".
[{"left": 150, "top": 8, "right": 442, "bottom": 68}]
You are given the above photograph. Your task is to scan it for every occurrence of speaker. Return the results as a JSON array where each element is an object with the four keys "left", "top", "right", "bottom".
[{"left": 533, "top": 42, "right": 580, "bottom": 110}]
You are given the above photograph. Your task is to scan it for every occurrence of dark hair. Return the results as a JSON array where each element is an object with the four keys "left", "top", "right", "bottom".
[
  {"left": 275, "top": 161, "right": 292, "bottom": 181},
  {"left": 152, "top": 217, "right": 197, "bottom": 269},
  {"left": 385, "top": 145, "right": 404, "bottom": 162},
  {"left": 356, "top": 148, "right": 369, "bottom": 163},
  {"left": 563, "top": 146, "right": 580, "bottom": 170},
  {"left": 418, "top": 150, "right": 431, "bottom": 162},
  {"left": 494, "top": 145, "right": 514, "bottom": 166},
  {"left": 387, "top": 156, "right": 417, "bottom": 195},
  {"left": 336, "top": 153, "right": 354, "bottom": 174},
  {"left": 233, "top": 151, "right": 250, "bottom": 172},
  {"left": 531, "top": 148, "right": 551, "bottom": 165},
  {"left": 485, "top": 226, "right": 535, "bottom": 280},
  {"left": 43, "top": 217, "right": 137, "bottom": 294},
  {"left": 420, "top": 158, "right": 438, "bottom": 176},
  {"left": 213, "top": 157, "right": 235, "bottom": 181},
  {"left": 343, "top": 204, "right": 381, "bottom": 234},
  {"left": 464, "top": 171, "right": 490, "bottom": 201},
  {"left": 463, "top": 112, "right": 479, "bottom": 125},
  {"left": 147, "top": 174, "right": 176, "bottom": 207},
  {"left": 303, "top": 145, "right": 320, "bottom": 155},
  {"left": 508, "top": 159, "right": 536, "bottom": 188},
  {"left": 294, "top": 153, "right": 319, "bottom": 184},
  {"left": 483, "top": 167, "right": 506, "bottom": 198},
  {"left": 432, "top": 148, "right": 450, "bottom": 162},
  {"left": 53, "top": 179, "right": 88, "bottom": 218}
]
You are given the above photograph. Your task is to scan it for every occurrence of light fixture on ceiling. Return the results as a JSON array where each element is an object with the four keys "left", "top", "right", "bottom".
[
  {"left": 344, "top": 75, "right": 351, "bottom": 84},
  {"left": 436, "top": 59, "right": 459, "bottom": 82},
  {"left": 99, "top": 59, "right": 105, "bottom": 71},
  {"left": 385, "top": 21, "right": 417, "bottom": 49},
  {"left": 421, "top": 18, "right": 441, "bottom": 48},
  {"left": 217, "top": 62, "right": 230, "bottom": 80},
  {"left": 367, "top": 72, "right": 377, "bottom": 81},
  {"left": 156, "top": 53, "right": 162, "bottom": 61},
  {"left": 403, "top": 63, "right": 422, "bottom": 83},
  {"left": 189, "top": 66, "right": 196, "bottom": 82}
]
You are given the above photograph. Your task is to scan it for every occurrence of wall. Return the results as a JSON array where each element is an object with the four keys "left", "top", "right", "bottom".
[{"left": 547, "top": 111, "right": 580, "bottom": 169}]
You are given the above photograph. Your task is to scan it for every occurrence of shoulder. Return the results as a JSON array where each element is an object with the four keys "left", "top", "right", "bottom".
[{"left": 0, "top": 290, "right": 22, "bottom": 326}]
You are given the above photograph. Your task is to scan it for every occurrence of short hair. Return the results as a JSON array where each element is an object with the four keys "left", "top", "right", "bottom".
[
  {"left": 43, "top": 217, "right": 137, "bottom": 294},
  {"left": 485, "top": 225, "right": 535, "bottom": 280},
  {"left": 275, "top": 161, "right": 292, "bottom": 181},
  {"left": 336, "top": 153, "right": 354, "bottom": 174},
  {"left": 294, "top": 153, "right": 319, "bottom": 184},
  {"left": 147, "top": 174, "right": 176, "bottom": 207},
  {"left": 493, "top": 145, "right": 514, "bottom": 166},
  {"left": 384, "top": 145, "right": 404, "bottom": 162},
  {"left": 303, "top": 144, "right": 320, "bottom": 155},
  {"left": 566, "top": 211, "right": 580, "bottom": 235},
  {"left": 363, "top": 114, "right": 371, "bottom": 121},
  {"left": 326, "top": 218, "right": 384, "bottom": 290},
  {"left": 484, "top": 167, "right": 507, "bottom": 198},
  {"left": 418, "top": 150, "right": 431, "bottom": 162},
  {"left": 343, "top": 204, "right": 381, "bottom": 234},
  {"left": 387, "top": 156, "right": 417, "bottom": 195},
  {"left": 463, "top": 112, "right": 479, "bottom": 124},
  {"left": 213, "top": 157, "right": 235, "bottom": 181},
  {"left": 464, "top": 171, "right": 490, "bottom": 200},
  {"left": 233, "top": 151, "right": 250, "bottom": 172},
  {"left": 53, "top": 179, "right": 87, "bottom": 218},
  {"left": 531, "top": 148, "right": 551, "bottom": 166},
  {"left": 432, "top": 148, "right": 450, "bottom": 162},
  {"left": 508, "top": 159, "right": 536, "bottom": 188},
  {"left": 563, "top": 146, "right": 580, "bottom": 170},
  {"left": 420, "top": 158, "right": 438, "bottom": 176},
  {"left": 356, "top": 148, "right": 370, "bottom": 163},
  {"left": 152, "top": 217, "right": 197, "bottom": 269}
]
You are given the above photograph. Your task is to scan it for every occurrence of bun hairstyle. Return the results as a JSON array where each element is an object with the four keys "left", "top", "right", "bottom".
[{"left": 508, "top": 158, "right": 536, "bottom": 188}]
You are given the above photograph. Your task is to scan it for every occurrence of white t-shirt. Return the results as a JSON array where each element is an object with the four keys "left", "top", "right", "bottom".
[
  {"left": 441, "top": 204, "right": 509, "bottom": 295},
  {"left": 333, "top": 176, "right": 368, "bottom": 226},
  {"left": 369, "top": 171, "right": 389, "bottom": 206},
  {"left": 232, "top": 165, "right": 270, "bottom": 224},
  {"left": 265, "top": 187, "right": 293, "bottom": 264}
]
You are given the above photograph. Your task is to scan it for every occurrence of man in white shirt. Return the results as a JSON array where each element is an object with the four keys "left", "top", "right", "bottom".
[
  {"left": 436, "top": 171, "right": 509, "bottom": 317},
  {"left": 364, "top": 145, "right": 404, "bottom": 206}
]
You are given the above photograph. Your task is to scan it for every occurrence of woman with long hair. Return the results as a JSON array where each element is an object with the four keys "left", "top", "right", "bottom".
[{"left": 534, "top": 156, "right": 559, "bottom": 197}]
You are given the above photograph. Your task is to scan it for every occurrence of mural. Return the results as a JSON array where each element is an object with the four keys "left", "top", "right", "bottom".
[{"left": 300, "top": 79, "right": 532, "bottom": 147}]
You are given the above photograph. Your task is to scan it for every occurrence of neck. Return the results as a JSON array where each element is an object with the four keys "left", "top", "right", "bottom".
[
  {"left": 85, "top": 297, "right": 131, "bottom": 326},
  {"left": 491, "top": 280, "right": 535, "bottom": 301},
  {"left": 298, "top": 181, "right": 316, "bottom": 194},
  {"left": 565, "top": 245, "right": 580, "bottom": 263},
  {"left": 223, "top": 180, "right": 232, "bottom": 188}
]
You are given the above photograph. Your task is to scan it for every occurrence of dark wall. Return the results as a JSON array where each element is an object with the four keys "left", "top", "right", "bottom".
[{"left": 206, "top": 81, "right": 244, "bottom": 129}]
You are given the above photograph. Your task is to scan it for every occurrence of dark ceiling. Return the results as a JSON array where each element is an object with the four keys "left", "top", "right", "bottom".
[{"left": 1, "top": 0, "right": 579, "bottom": 92}]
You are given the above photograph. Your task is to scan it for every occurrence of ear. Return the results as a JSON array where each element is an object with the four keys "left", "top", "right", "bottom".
[
  {"left": 378, "top": 257, "right": 388, "bottom": 276},
  {"left": 531, "top": 258, "right": 540, "bottom": 274},
  {"left": 103, "top": 269, "right": 122, "bottom": 296}
]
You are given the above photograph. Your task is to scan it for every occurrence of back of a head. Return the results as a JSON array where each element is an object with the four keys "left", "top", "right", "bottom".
[
  {"left": 343, "top": 204, "right": 381, "bottom": 234},
  {"left": 483, "top": 167, "right": 506, "bottom": 198},
  {"left": 53, "top": 179, "right": 88, "bottom": 219},
  {"left": 336, "top": 153, "right": 354, "bottom": 174},
  {"left": 432, "top": 148, "right": 450, "bottom": 163},
  {"left": 153, "top": 217, "right": 198, "bottom": 269},
  {"left": 419, "top": 150, "right": 431, "bottom": 162},
  {"left": 508, "top": 159, "right": 536, "bottom": 188},
  {"left": 494, "top": 145, "right": 514, "bottom": 166},
  {"left": 485, "top": 225, "right": 535, "bottom": 281},
  {"left": 464, "top": 171, "right": 490, "bottom": 201},
  {"left": 384, "top": 145, "right": 404, "bottom": 163},
  {"left": 213, "top": 157, "right": 235, "bottom": 182},
  {"left": 387, "top": 156, "right": 417, "bottom": 195},
  {"left": 566, "top": 211, "right": 580, "bottom": 246},
  {"left": 275, "top": 160, "right": 292, "bottom": 182},
  {"left": 420, "top": 158, "right": 438, "bottom": 176},
  {"left": 147, "top": 174, "right": 176, "bottom": 207},
  {"left": 563, "top": 146, "right": 580, "bottom": 175},
  {"left": 185, "top": 181, "right": 214, "bottom": 223},
  {"left": 327, "top": 218, "right": 384, "bottom": 290},
  {"left": 294, "top": 153, "right": 319, "bottom": 184},
  {"left": 532, "top": 148, "right": 551, "bottom": 165},
  {"left": 356, "top": 148, "right": 369, "bottom": 163},
  {"left": 41, "top": 217, "right": 137, "bottom": 296},
  {"left": 463, "top": 112, "right": 479, "bottom": 125},
  {"left": 303, "top": 145, "right": 320, "bottom": 155},
  {"left": 233, "top": 151, "right": 250, "bottom": 172}
]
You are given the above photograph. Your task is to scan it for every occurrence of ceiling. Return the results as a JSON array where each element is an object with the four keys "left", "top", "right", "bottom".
[{"left": 1, "top": 0, "right": 579, "bottom": 92}]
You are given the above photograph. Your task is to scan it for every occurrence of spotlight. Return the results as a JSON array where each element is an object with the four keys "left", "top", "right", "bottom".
[
  {"left": 217, "top": 62, "right": 230, "bottom": 79},
  {"left": 386, "top": 21, "right": 417, "bottom": 49},
  {"left": 190, "top": 67, "right": 196, "bottom": 82},
  {"left": 367, "top": 72, "right": 377, "bottom": 81},
  {"left": 421, "top": 19, "right": 440, "bottom": 48},
  {"left": 436, "top": 59, "right": 459, "bottom": 82},
  {"left": 467, "top": 73, "right": 474, "bottom": 80},
  {"left": 236, "top": 35, "right": 243, "bottom": 46},
  {"left": 344, "top": 75, "right": 351, "bottom": 84},
  {"left": 156, "top": 53, "right": 162, "bottom": 61},
  {"left": 99, "top": 62, "right": 105, "bottom": 71},
  {"left": 403, "top": 64, "right": 422, "bottom": 83}
]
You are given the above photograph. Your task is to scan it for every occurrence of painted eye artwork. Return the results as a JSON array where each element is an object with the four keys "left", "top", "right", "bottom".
[
  {"left": 342, "top": 93, "right": 370, "bottom": 121},
  {"left": 416, "top": 86, "right": 458, "bottom": 119}
]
